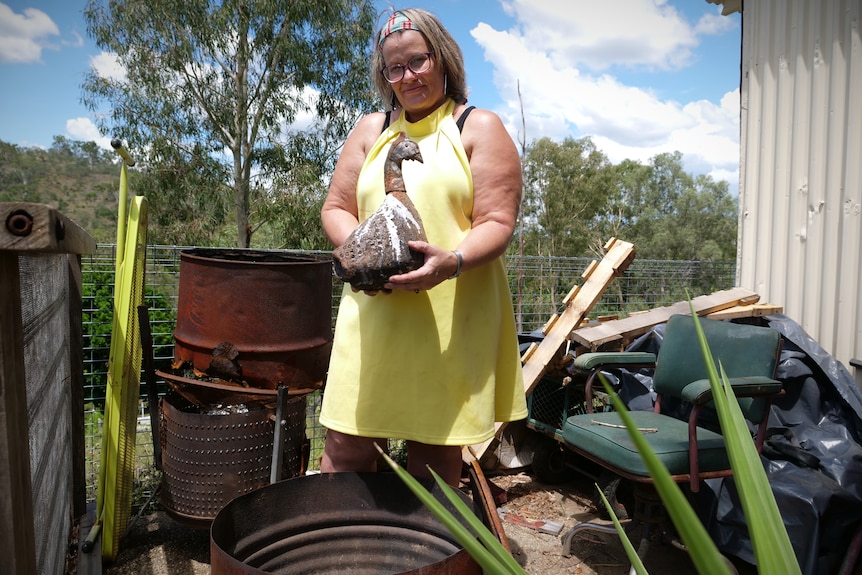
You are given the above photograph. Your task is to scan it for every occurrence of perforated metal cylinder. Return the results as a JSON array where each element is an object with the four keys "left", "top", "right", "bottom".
[{"left": 159, "top": 392, "right": 307, "bottom": 528}]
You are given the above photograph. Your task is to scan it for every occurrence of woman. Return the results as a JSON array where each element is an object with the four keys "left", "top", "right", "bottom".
[{"left": 319, "top": 8, "right": 526, "bottom": 486}]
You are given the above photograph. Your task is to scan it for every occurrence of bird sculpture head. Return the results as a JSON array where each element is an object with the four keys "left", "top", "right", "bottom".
[{"left": 384, "top": 132, "right": 423, "bottom": 195}]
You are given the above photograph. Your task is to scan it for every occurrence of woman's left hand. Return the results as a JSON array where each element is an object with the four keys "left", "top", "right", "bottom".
[{"left": 384, "top": 241, "right": 459, "bottom": 292}]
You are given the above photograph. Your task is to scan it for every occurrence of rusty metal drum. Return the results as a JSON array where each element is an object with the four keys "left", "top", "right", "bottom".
[
  {"left": 210, "top": 472, "right": 482, "bottom": 575},
  {"left": 173, "top": 248, "right": 333, "bottom": 391}
]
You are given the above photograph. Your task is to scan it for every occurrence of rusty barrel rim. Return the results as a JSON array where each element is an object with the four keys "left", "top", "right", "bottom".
[{"left": 210, "top": 472, "right": 482, "bottom": 575}]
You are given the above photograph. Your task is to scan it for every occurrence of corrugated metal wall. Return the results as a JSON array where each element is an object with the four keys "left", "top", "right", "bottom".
[{"left": 738, "top": 0, "right": 862, "bottom": 378}]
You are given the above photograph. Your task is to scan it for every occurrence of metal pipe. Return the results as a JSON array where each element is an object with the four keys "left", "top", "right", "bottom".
[
  {"left": 270, "top": 386, "right": 287, "bottom": 484},
  {"left": 110, "top": 137, "right": 136, "bottom": 167},
  {"left": 137, "top": 305, "right": 161, "bottom": 470}
]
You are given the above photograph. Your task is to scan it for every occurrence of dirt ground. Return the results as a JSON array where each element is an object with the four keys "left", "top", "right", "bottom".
[
  {"left": 487, "top": 471, "right": 755, "bottom": 575},
  {"left": 95, "top": 468, "right": 758, "bottom": 575}
]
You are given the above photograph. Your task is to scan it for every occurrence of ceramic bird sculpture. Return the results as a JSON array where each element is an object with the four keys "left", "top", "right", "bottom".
[{"left": 332, "top": 132, "right": 427, "bottom": 290}]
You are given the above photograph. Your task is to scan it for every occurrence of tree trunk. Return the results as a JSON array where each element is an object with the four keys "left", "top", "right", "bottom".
[{"left": 234, "top": 2, "right": 251, "bottom": 248}]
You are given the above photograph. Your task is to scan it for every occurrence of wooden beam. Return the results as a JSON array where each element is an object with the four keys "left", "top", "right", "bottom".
[
  {"left": 520, "top": 237, "right": 636, "bottom": 395},
  {"left": 0, "top": 254, "right": 38, "bottom": 575},
  {"left": 570, "top": 287, "right": 762, "bottom": 351},
  {"left": 706, "top": 303, "right": 783, "bottom": 320},
  {"left": 0, "top": 202, "right": 96, "bottom": 254},
  {"left": 465, "top": 238, "right": 636, "bottom": 466}
]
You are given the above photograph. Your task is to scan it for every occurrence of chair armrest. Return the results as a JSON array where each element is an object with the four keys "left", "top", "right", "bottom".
[
  {"left": 681, "top": 376, "right": 784, "bottom": 405},
  {"left": 572, "top": 352, "right": 657, "bottom": 372}
]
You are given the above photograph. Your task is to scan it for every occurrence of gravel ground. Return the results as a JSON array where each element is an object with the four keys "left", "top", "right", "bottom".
[
  {"left": 103, "top": 512, "right": 210, "bottom": 575},
  {"left": 96, "top": 471, "right": 757, "bottom": 575}
]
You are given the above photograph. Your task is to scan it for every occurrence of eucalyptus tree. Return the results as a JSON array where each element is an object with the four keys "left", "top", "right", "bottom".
[
  {"left": 520, "top": 136, "right": 616, "bottom": 257},
  {"left": 82, "top": 0, "right": 377, "bottom": 248},
  {"left": 610, "top": 152, "right": 737, "bottom": 260},
  {"left": 664, "top": 175, "right": 737, "bottom": 261}
]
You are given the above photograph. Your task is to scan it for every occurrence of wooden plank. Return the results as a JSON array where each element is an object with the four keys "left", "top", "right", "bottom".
[
  {"left": 520, "top": 342, "right": 538, "bottom": 363},
  {"left": 570, "top": 287, "right": 761, "bottom": 351},
  {"left": 519, "top": 237, "right": 635, "bottom": 394},
  {"left": 465, "top": 238, "right": 635, "bottom": 466},
  {"left": 706, "top": 303, "right": 783, "bottom": 320},
  {"left": 0, "top": 202, "right": 96, "bottom": 254},
  {"left": 77, "top": 503, "right": 102, "bottom": 575},
  {"left": 0, "top": 254, "right": 38, "bottom": 575},
  {"left": 68, "top": 254, "right": 88, "bottom": 519}
]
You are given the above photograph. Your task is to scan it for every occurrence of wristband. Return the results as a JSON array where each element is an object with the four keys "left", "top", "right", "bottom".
[{"left": 448, "top": 250, "right": 463, "bottom": 279}]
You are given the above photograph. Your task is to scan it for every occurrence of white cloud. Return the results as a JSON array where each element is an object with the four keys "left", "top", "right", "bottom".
[
  {"left": 65, "top": 30, "right": 85, "bottom": 49},
  {"left": 66, "top": 117, "right": 112, "bottom": 149},
  {"left": 0, "top": 3, "right": 59, "bottom": 63},
  {"left": 500, "top": 0, "right": 698, "bottom": 71},
  {"left": 90, "top": 51, "right": 126, "bottom": 82},
  {"left": 695, "top": 7, "right": 738, "bottom": 36},
  {"left": 472, "top": 0, "right": 740, "bottom": 193}
]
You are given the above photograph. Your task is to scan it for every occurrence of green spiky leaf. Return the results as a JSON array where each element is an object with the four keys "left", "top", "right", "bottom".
[{"left": 376, "top": 446, "right": 526, "bottom": 575}]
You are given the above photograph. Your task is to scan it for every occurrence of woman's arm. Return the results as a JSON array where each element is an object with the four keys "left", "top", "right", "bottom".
[{"left": 456, "top": 107, "right": 522, "bottom": 270}]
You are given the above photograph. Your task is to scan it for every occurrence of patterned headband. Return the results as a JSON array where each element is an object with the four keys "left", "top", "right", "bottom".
[{"left": 377, "top": 11, "right": 421, "bottom": 49}]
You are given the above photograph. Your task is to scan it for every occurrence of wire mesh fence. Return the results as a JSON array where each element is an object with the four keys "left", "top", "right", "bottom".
[{"left": 80, "top": 244, "right": 735, "bottom": 511}]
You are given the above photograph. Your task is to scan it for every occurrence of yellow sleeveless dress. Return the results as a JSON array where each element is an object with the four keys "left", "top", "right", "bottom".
[{"left": 319, "top": 99, "right": 527, "bottom": 445}]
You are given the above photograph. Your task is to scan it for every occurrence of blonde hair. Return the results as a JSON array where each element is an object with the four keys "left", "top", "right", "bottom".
[{"left": 371, "top": 8, "right": 468, "bottom": 110}]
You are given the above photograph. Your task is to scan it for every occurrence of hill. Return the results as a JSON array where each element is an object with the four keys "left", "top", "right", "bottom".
[{"left": 0, "top": 137, "right": 123, "bottom": 243}]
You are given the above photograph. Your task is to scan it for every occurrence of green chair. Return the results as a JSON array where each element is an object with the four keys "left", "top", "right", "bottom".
[{"left": 558, "top": 314, "right": 783, "bottom": 557}]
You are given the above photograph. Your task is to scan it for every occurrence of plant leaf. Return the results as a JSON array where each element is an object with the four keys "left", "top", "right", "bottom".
[
  {"left": 687, "top": 305, "right": 801, "bottom": 574},
  {"left": 595, "top": 483, "right": 649, "bottom": 575},
  {"left": 427, "top": 467, "right": 525, "bottom": 575},
  {"left": 375, "top": 446, "right": 526, "bottom": 575}
]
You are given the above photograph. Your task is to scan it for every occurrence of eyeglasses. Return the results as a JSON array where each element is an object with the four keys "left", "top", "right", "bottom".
[{"left": 381, "top": 52, "right": 433, "bottom": 83}]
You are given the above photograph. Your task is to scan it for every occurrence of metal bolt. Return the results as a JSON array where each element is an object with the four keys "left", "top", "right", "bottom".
[{"left": 6, "top": 210, "right": 34, "bottom": 236}]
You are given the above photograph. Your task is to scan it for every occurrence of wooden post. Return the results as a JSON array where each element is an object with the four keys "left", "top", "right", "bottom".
[
  {"left": 0, "top": 203, "right": 96, "bottom": 575},
  {"left": 0, "top": 254, "right": 38, "bottom": 575}
]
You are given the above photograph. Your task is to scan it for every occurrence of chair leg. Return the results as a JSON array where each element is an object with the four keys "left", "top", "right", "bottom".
[
  {"left": 561, "top": 519, "right": 652, "bottom": 564},
  {"left": 633, "top": 523, "right": 652, "bottom": 570},
  {"left": 561, "top": 521, "right": 620, "bottom": 557},
  {"left": 561, "top": 483, "right": 664, "bottom": 563}
]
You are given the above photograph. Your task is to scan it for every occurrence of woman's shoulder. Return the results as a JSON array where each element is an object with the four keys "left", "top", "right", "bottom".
[
  {"left": 355, "top": 110, "right": 391, "bottom": 134},
  {"left": 346, "top": 111, "right": 391, "bottom": 153},
  {"left": 455, "top": 105, "right": 510, "bottom": 152},
  {"left": 454, "top": 104, "right": 500, "bottom": 127}
]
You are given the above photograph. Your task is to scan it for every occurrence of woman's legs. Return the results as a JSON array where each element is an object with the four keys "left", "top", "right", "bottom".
[
  {"left": 320, "top": 430, "right": 463, "bottom": 487},
  {"left": 320, "top": 429, "right": 381, "bottom": 472},
  {"left": 406, "top": 441, "right": 463, "bottom": 486}
]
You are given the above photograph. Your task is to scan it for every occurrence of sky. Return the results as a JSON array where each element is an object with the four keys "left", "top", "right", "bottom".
[{"left": 0, "top": 0, "right": 742, "bottom": 193}]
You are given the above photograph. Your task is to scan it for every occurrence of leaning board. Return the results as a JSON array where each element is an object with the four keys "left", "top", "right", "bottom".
[
  {"left": 97, "top": 195, "right": 148, "bottom": 560},
  {"left": 465, "top": 237, "right": 635, "bottom": 466}
]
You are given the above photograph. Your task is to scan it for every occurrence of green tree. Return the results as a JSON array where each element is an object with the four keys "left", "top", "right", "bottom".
[
  {"left": 664, "top": 175, "right": 737, "bottom": 261},
  {"left": 82, "top": 0, "right": 377, "bottom": 248},
  {"left": 248, "top": 124, "right": 342, "bottom": 249},
  {"left": 620, "top": 151, "right": 690, "bottom": 257},
  {"left": 609, "top": 152, "right": 737, "bottom": 260},
  {"left": 521, "top": 136, "right": 616, "bottom": 257},
  {"left": 130, "top": 143, "right": 233, "bottom": 247}
]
